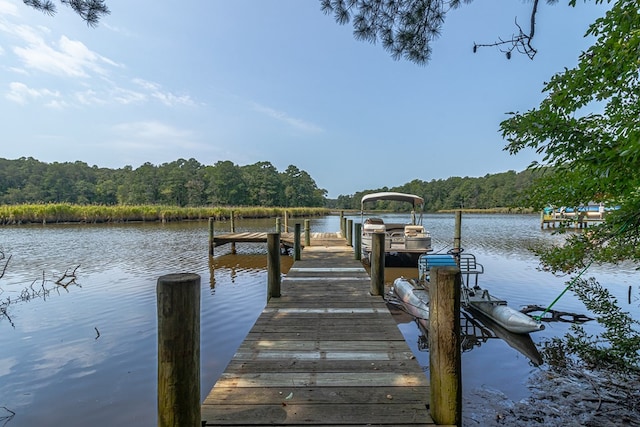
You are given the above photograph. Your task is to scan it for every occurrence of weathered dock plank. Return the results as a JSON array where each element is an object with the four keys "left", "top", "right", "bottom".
[{"left": 201, "top": 235, "right": 435, "bottom": 426}]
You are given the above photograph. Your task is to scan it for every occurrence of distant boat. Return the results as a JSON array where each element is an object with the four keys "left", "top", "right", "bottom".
[
  {"left": 360, "top": 192, "right": 432, "bottom": 267},
  {"left": 391, "top": 253, "right": 544, "bottom": 334}
]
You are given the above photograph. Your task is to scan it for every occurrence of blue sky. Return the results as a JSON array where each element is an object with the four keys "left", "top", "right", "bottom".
[{"left": 0, "top": 0, "right": 610, "bottom": 198}]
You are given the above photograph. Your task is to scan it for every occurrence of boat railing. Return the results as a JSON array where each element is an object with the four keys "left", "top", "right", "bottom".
[{"left": 418, "top": 253, "right": 484, "bottom": 288}]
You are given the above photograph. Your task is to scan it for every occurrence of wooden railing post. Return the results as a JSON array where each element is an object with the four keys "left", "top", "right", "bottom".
[
  {"left": 354, "top": 223, "right": 362, "bottom": 260},
  {"left": 157, "top": 273, "right": 201, "bottom": 427},
  {"left": 275, "top": 217, "right": 281, "bottom": 233},
  {"left": 370, "top": 232, "right": 385, "bottom": 295},
  {"left": 454, "top": 210, "right": 462, "bottom": 255},
  {"left": 267, "top": 233, "right": 281, "bottom": 300},
  {"left": 294, "top": 223, "right": 302, "bottom": 261},
  {"left": 346, "top": 219, "right": 353, "bottom": 247},
  {"left": 429, "top": 266, "right": 462, "bottom": 427},
  {"left": 208, "top": 217, "right": 214, "bottom": 256},
  {"left": 304, "top": 219, "right": 311, "bottom": 246}
]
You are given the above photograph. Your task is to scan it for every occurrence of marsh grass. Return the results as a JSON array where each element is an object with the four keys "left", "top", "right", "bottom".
[{"left": 0, "top": 204, "right": 329, "bottom": 225}]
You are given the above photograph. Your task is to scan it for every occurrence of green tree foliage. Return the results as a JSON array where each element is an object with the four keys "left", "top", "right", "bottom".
[
  {"left": 500, "top": 0, "right": 640, "bottom": 372},
  {"left": 321, "top": 0, "right": 555, "bottom": 64},
  {"left": 502, "top": 0, "right": 640, "bottom": 270},
  {"left": 331, "top": 170, "right": 540, "bottom": 211},
  {"left": 24, "top": 0, "right": 110, "bottom": 27},
  {"left": 0, "top": 157, "right": 328, "bottom": 208}
]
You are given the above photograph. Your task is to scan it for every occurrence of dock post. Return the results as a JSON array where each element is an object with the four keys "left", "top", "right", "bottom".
[
  {"left": 454, "top": 210, "right": 462, "bottom": 254},
  {"left": 267, "top": 233, "right": 281, "bottom": 300},
  {"left": 157, "top": 273, "right": 201, "bottom": 427},
  {"left": 304, "top": 219, "right": 311, "bottom": 246},
  {"left": 346, "top": 219, "right": 353, "bottom": 247},
  {"left": 340, "top": 211, "right": 344, "bottom": 236},
  {"left": 354, "top": 223, "right": 362, "bottom": 260},
  {"left": 540, "top": 210, "right": 545, "bottom": 229},
  {"left": 230, "top": 210, "right": 236, "bottom": 254},
  {"left": 429, "top": 266, "right": 462, "bottom": 427},
  {"left": 275, "top": 217, "right": 281, "bottom": 233},
  {"left": 208, "top": 217, "right": 214, "bottom": 257},
  {"left": 370, "top": 232, "right": 385, "bottom": 295},
  {"left": 294, "top": 223, "right": 302, "bottom": 261},
  {"left": 284, "top": 210, "right": 289, "bottom": 232}
]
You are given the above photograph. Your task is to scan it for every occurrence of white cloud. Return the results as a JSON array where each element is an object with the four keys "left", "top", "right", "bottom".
[
  {"left": 0, "top": 0, "right": 19, "bottom": 17},
  {"left": 111, "top": 121, "right": 199, "bottom": 150},
  {"left": 5, "top": 81, "right": 60, "bottom": 105},
  {"left": 251, "top": 101, "right": 323, "bottom": 133},
  {"left": 13, "top": 34, "right": 118, "bottom": 78},
  {"left": 132, "top": 78, "right": 195, "bottom": 107}
]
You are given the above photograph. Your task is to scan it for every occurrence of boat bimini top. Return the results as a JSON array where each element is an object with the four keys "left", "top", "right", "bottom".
[{"left": 360, "top": 192, "right": 424, "bottom": 208}]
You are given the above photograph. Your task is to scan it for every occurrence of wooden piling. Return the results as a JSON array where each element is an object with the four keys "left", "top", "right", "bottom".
[
  {"left": 267, "top": 233, "right": 281, "bottom": 300},
  {"left": 284, "top": 211, "right": 289, "bottom": 232},
  {"left": 346, "top": 219, "right": 353, "bottom": 247},
  {"left": 294, "top": 223, "right": 302, "bottom": 261},
  {"left": 275, "top": 217, "right": 281, "bottom": 233},
  {"left": 453, "top": 210, "right": 462, "bottom": 254},
  {"left": 354, "top": 222, "right": 362, "bottom": 260},
  {"left": 304, "top": 219, "right": 311, "bottom": 246},
  {"left": 370, "top": 232, "right": 385, "bottom": 296},
  {"left": 429, "top": 266, "right": 462, "bottom": 427},
  {"left": 157, "top": 273, "right": 201, "bottom": 427}
]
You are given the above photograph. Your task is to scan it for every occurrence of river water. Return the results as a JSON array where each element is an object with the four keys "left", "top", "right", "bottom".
[{"left": 0, "top": 214, "right": 637, "bottom": 426}]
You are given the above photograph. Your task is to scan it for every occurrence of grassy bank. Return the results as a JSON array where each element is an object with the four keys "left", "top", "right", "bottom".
[
  {"left": 0, "top": 203, "right": 330, "bottom": 225},
  {"left": 436, "top": 207, "right": 534, "bottom": 214}
]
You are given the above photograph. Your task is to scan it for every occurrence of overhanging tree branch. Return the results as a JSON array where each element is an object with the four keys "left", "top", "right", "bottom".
[
  {"left": 473, "top": 0, "right": 540, "bottom": 60},
  {"left": 23, "top": 0, "right": 110, "bottom": 27}
]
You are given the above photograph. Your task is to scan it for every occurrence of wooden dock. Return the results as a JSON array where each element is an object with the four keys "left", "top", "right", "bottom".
[{"left": 201, "top": 233, "right": 437, "bottom": 426}]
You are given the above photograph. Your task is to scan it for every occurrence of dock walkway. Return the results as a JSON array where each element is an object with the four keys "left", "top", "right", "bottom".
[{"left": 201, "top": 233, "right": 435, "bottom": 426}]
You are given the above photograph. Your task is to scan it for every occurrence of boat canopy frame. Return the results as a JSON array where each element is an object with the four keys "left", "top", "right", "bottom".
[{"left": 360, "top": 192, "right": 425, "bottom": 226}]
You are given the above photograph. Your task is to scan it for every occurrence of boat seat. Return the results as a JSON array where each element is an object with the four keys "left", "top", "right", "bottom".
[
  {"left": 418, "top": 254, "right": 457, "bottom": 282},
  {"left": 364, "top": 218, "right": 384, "bottom": 225},
  {"left": 404, "top": 225, "right": 424, "bottom": 236},
  {"left": 418, "top": 253, "right": 484, "bottom": 287}
]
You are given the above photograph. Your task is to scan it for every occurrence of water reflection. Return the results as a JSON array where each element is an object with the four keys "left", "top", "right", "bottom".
[
  {"left": 0, "top": 214, "right": 637, "bottom": 426},
  {"left": 208, "top": 253, "right": 294, "bottom": 288}
]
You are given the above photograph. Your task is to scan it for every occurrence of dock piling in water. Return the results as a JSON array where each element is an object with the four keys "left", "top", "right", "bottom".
[
  {"left": 157, "top": 273, "right": 201, "bottom": 427},
  {"left": 370, "top": 232, "right": 385, "bottom": 296},
  {"left": 429, "top": 266, "right": 462, "bottom": 426},
  {"left": 267, "top": 232, "right": 281, "bottom": 300}
]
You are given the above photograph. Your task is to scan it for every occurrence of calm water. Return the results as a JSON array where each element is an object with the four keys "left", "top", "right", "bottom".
[{"left": 0, "top": 214, "right": 637, "bottom": 426}]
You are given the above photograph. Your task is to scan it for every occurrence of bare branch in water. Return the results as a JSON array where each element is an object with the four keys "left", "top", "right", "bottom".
[
  {"left": 1, "top": 256, "right": 81, "bottom": 327},
  {"left": 1, "top": 406, "right": 15, "bottom": 427},
  {"left": 56, "top": 265, "right": 80, "bottom": 289},
  {"left": 0, "top": 251, "right": 11, "bottom": 280}
]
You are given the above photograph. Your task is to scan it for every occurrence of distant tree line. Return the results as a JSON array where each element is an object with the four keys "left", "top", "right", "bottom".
[
  {"left": 0, "top": 157, "right": 327, "bottom": 207},
  {"left": 329, "top": 169, "right": 542, "bottom": 211},
  {"left": 0, "top": 157, "right": 542, "bottom": 210}
]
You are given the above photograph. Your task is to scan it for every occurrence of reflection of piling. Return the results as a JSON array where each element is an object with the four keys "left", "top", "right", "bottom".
[
  {"left": 370, "top": 232, "right": 385, "bottom": 295},
  {"left": 208, "top": 217, "right": 214, "bottom": 256},
  {"left": 429, "top": 266, "right": 462, "bottom": 426},
  {"left": 230, "top": 211, "right": 236, "bottom": 254},
  {"left": 267, "top": 233, "right": 281, "bottom": 300},
  {"left": 157, "top": 273, "right": 201, "bottom": 427}
]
